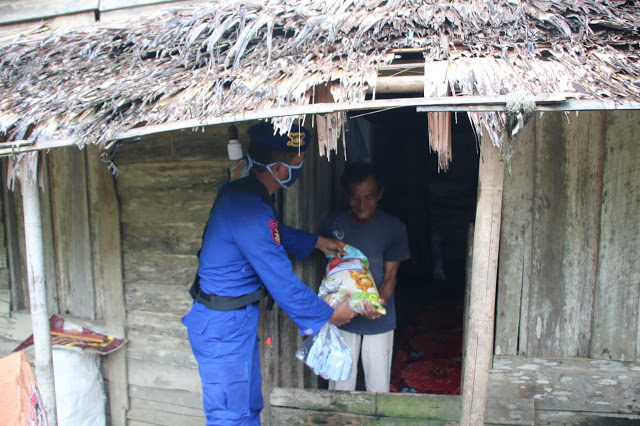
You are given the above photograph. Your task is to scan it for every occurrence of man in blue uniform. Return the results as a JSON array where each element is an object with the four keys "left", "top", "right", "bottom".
[{"left": 182, "top": 121, "right": 356, "bottom": 425}]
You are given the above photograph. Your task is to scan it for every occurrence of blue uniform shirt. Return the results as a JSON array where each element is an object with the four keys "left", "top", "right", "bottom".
[{"left": 192, "top": 173, "right": 333, "bottom": 336}]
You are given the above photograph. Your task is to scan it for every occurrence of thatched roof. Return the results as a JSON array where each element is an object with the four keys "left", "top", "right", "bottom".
[{"left": 0, "top": 0, "right": 639, "bottom": 155}]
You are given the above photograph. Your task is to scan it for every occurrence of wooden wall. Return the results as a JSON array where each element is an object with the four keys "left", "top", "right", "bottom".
[
  {"left": 112, "top": 125, "right": 246, "bottom": 425},
  {"left": 0, "top": 146, "right": 129, "bottom": 423},
  {"left": 495, "top": 110, "right": 640, "bottom": 361}
]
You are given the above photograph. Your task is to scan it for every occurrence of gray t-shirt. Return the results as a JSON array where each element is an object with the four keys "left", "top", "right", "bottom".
[{"left": 320, "top": 210, "right": 410, "bottom": 334}]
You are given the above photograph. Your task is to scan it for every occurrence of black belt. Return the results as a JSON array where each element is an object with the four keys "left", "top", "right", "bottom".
[{"left": 189, "top": 276, "right": 268, "bottom": 311}]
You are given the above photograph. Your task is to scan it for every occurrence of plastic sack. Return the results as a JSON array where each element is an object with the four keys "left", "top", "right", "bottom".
[
  {"left": 319, "top": 245, "right": 386, "bottom": 315},
  {"left": 295, "top": 322, "right": 352, "bottom": 381},
  {"left": 53, "top": 349, "right": 106, "bottom": 426}
]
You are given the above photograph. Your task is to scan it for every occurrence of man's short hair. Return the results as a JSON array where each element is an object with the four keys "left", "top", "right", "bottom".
[{"left": 340, "top": 162, "right": 384, "bottom": 193}]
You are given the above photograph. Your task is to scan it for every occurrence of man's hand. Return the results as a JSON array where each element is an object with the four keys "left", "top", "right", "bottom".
[
  {"left": 329, "top": 295, "right": 356, "bottom": 326},
  {"left": 316, "top": 236, "right": 347, "bottom": 256},
  {"left": 377, "top": 284, "right": 393, "bottom": 307},
  {"left": 360, "top": 301, "right": 382, "bottom": 320}
]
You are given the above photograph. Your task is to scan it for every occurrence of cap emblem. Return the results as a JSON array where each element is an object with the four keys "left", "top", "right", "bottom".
[{"left": 287, "top": 132, "right": 306, "bottom": 148}]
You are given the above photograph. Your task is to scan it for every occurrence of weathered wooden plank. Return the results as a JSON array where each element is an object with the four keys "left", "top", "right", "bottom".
[
  {"left": 0, "top": 289, "right": 10, "bottom": 316},
  {"left": 485, "top": 397, "right": 534, "bottom": 426},
  {"left": 111, "top": 125, "right": 249, "bottom": 165},
  {"left": 1, "top": 164, "right": 28, "bottom": 311},
  {"left": 495, "top": 118, "right": 535, "bottom": 356},
  {"left": 0, "top": 335, "right": 33, "bottom": 359},
  {"left": 40, "top": 154, "right": 59, "bottom": 315},
  {"left": 493, "top": 355, "right": 640, "bottom": 373},
  {"left": 128, "top": 397, "right": 204, "bottom": 419},
  {"left": 461, "top": 131, "right": 504, "bottom": 426},
  {"left": 120, "top": 191, "right": 214, "bottom": 224},
  {"left": 100, "top": 0, "right": 198, "bottom": 12},
  {"left": 127, "top": 421, "right": 156, "bottom": 426},
  {"left": 0, "top": 310, "right": 34, "bottom": 341},
  {"left": 0, "top": 269, "right": 9, "bottom": 289},
  {"left": 121, "top": 222, "right": 202, "bottom": 255},
  {"left": 271, "top": 388, "right": 533, "bottom": 425},
  {"left": 529, "top": 111, "right": 605, "bottom": 357},
  {"left": 534, "top": 410, "right": 640, "bottom": 425},
  {"left": 126, "top": 330, "right": 196, "bottom": 368},
  {"left": 127, "top": 358, "right": 200, "bottom": 394},
  {"left": 123, "top": 253, "right": 197, "bottom": 285},
  {"left": 271, "top": 388, "right": 377, "bottom": 415},
  {"left": 116, "top": 161, "right": 231, "bottom": 194},
  {"left": 271, "top": 407, "right": 429, "bottom": 425},
  {"left": 49, "top": 147, "right": 95, "bottom": 318},
  {"left": 126, "top": 310, "right": 188, "bottom": 340},
  {"left": 125, "top": 283, "right": 192, "bottom": 314},
  {"left": 87, "top": 146, "right": 129, "bottom": 426},
  {"left": 376, "top": 393, "right": 459, "bottom": 420},
  {"left": 129, "top": 385, "right": 202, "bottom": 410},
  {"left": 127, "top": 408, "right": 202, "bottom": 426},
  {"left": 489, "top": 357, "right": 640, "bottom": 414},
  {"left": 0, "top": 182, "right": 6, "bottom": 272},
  {"left": 0, "top": 0, "right": 98, "bottom": 24},
  {"left": 591, "top": 110, "right": 640, "bottom": 362}
]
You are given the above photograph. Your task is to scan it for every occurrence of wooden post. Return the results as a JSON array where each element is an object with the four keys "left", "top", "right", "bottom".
[
  {"left": 20, "top": 154, "right": 58, "bottom": 425},
  {"left": 460, "top": 132, "right": 504, "bottom": 425},
  {"left": 86, "top": 146, "right": 129, "bottom": 425}
]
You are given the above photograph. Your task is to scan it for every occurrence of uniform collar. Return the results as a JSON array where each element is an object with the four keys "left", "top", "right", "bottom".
[{"left": 229, "top": 172, "right": 274, "bottom": 207}]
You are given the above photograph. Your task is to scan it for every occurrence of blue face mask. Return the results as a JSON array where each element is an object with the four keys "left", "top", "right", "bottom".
[{"left": 248, "top": 155, "right": 304, "bottom": 189}]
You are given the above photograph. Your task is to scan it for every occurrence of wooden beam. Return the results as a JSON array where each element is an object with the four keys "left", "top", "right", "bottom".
[
  {"left": 371, "top": 76, "right": 424, "bottom": 94},
  {"left": 460, "top": 131, "right": 505, "bottom": 426},
  {"left": 1, "top": 97, "right": 639, "bottom": 158},
  {"left": 0, "top": 0, "right": 98, "bottom": 25},
  {"left": 86, "top": 146, "right": 129, "bottom": 425}
]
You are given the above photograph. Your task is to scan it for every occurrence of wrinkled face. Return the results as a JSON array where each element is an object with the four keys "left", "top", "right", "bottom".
[{"left": 345, "top": 176, "right": 382, "bottom": 225}]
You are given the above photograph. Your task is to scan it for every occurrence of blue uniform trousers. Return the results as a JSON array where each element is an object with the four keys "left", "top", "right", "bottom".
[{"left": 185, "top": 301, "right": 263, "bottom": 425}]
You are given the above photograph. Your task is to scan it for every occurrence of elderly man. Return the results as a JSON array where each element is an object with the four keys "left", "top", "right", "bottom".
[
  {"left": 321, "top": 162, "right": 410, "bottom": 392},
  {"left": 182, "top": 121, "right": 356, "bottom": 425}
]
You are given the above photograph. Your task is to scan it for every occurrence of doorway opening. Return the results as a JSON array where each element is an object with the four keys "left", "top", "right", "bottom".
[{"left": 343, "top": 106, "right": 479, "bottom": 394}]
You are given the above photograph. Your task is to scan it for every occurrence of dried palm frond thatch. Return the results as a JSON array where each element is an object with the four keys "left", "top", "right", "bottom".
[{"left": 0, "top": 0, "right": 638, "bottom": 159}]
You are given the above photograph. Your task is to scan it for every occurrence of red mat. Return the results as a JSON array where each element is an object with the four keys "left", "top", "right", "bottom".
[{"left": 390, "top": 301, "right": 462, "bottom": 394}]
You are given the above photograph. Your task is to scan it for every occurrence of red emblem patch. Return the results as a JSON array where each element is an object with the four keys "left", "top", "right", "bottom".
[{"left": 269, "top": 219, "right": 281, "bottom": 245}]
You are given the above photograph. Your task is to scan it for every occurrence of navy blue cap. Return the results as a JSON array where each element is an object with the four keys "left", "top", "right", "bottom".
[{"left": 247, "top": 121, "right": 310, "bottom": 152}]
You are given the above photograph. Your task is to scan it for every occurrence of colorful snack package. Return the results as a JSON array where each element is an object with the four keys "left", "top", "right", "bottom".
[{"left": 319, "top": 245, "right": 386, "bottom": 315}]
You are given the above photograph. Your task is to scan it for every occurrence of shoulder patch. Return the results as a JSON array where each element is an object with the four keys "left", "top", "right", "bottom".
[{"left": 268, "top": 219, "right": 281, "bottom": 245}]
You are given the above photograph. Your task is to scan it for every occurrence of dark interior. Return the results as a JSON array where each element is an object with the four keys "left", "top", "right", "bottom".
[{"left": 344, "top": 106, "right": 479, "bottom": 393}]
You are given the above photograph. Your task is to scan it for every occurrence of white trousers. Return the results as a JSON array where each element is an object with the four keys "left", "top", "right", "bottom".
[{"left": 328, "top": 329, "right": 394, "bottom": 392}]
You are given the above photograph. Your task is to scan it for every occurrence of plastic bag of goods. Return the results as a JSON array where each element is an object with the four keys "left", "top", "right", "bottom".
[
  {"left": 295, "top": 322, "right": 352, "bottom": 381},
  {"left": 319, "top": 245, "right": 386, "bottom": 315}
]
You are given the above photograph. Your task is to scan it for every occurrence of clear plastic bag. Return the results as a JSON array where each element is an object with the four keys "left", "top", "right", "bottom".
[
  {"left": 319, "top": 245, "right": 386, "bottom": 315},
  {"left": 295, "top": 323, "right": 352, "bottom": 381}
]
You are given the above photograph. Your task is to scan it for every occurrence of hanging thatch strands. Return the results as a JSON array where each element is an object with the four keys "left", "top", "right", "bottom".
[
  {"left": 0, "top": 1, "right": 638, "bottom": 156},
  {"left": 314, "top": 83, "right": 346, "bottom": 160},
  {"left": 425, "top": 61, "right": 452, "bottom": 171},
  {"left": 428, "top": 111, "right": 452, "bottom": 172}
]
